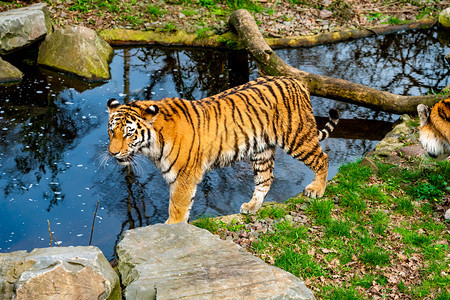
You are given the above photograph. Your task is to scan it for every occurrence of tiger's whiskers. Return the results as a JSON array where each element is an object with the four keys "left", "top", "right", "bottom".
[{"left": 96, "top": 151, "right": 112, "bottom": 169}]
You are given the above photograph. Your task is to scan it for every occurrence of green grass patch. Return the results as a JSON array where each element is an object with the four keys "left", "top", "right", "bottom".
[
  {"left": 352, "top": 273, "right": 376, "bottom": 289},
  {"left": 409, "top": 182, "right": 444, "bottom": 201},
  {"left": 386, "top": 16, "right": 409, "bottom": 25},
  {"left": 321, "top": 285, "right": 364, "bottom": 300},
  {"left": 395, "top": 197, "right": 415, "bottom": 215},
  {"left": 335, "top": 161, "right": 373, "bottom": 188},
  {"left": 257, "top": 204, "right": 287, "bottom": 220},
  {"left": 275, "top": 247, "right": 325, "bottom": 279},
  {"left": 307, "top": 198, "right": 334, "bottom": 225},
  {"left": 361, "top": 185, "right": 388, "bottom": 204},
  {"left": 435, "top": 291, "right": 450, "bottom": 300},
  {"left": 360, "top": 247, "right": 391, "bottom": 266},
  {"left": 371, "top": 210, "right": 390, "bottom": 235},
  {"left": 146, "top": 5, "right": 164, "bottom": 18},
  {"left": 192, "top": 216, "right": 219, "bottom": 233},
  {"left": 326, "top": 218, "right": 351, "bottom": 237}
]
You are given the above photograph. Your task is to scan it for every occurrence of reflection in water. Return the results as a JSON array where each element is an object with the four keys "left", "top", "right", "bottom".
[{"left": 0, "top": 28, "right": 448, "bottom": 259}]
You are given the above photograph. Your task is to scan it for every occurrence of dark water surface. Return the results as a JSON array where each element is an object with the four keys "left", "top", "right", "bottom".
[{"left": 0, "top": 29, "right": 448, "bottom": 259}]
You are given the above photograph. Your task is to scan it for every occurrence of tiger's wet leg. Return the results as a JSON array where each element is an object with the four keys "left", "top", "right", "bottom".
[
  {"left": 292, "top": 142, "right": 329, "bottom": 198},
  {"left": 165, "top": 179, "right": 198, "bottom": 224},
  {"left": 240, "top": 146, "right": 276, "bottom": 214}
]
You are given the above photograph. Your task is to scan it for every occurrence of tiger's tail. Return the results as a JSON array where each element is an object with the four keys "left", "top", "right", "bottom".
[{"left": 318, "top": 108, "right": 340, "bottom": 141}]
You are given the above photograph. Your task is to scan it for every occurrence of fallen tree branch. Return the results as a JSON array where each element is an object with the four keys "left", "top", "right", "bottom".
[
  {"left": 266, "top": 18, "right": 436, "bottom": 48},
  {"left": 229, "top": 9, "right": 447, "bottom": 114}
]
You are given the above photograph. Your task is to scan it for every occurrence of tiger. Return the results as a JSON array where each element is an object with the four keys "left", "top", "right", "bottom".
[
  {"left": 417, "top": 99, "right": 450, "bottom": 159},
  {"left": 107, "top": 76, "right": 339, "bottom": 224}
]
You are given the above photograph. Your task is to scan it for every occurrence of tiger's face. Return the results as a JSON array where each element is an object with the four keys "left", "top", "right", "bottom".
[
  {"left": 107, "top": 98, "right": 159, "bottom": 165},
  {"left": 417, "top": 99, "right": 450, "bottom": 159}
]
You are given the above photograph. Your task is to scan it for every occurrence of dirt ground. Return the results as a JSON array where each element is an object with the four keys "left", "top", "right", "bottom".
[{"left": 1, "top": 0, "right": 449, "bottom": 37}]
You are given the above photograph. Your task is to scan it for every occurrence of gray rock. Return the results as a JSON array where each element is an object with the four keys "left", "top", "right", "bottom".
[
  {"left": 440, "top": 8, "right": 450, "bottom": 28},
  {"left": 37, "top": 26, "right": 113, "bottom": 81},
  {"left": 0, "top": 57, "right": 23, "bottom": 83},
  {"left": 360, "top": 157, "right": 379, "bottom": 173},
  {"left": 374, "top": 137, "right": 404, "bottom": 156},
  {"left": 445, "top": 209, "right": 450, "bottom": 220},
  {"left": 373, "top": 116, "right": 412, "bottom": 157},
  {"left": 0, "top": 246, "right": 120, "bottom": 299},
  {"left": 398, "top": 145, "right": 426, "bottom": 158},
  {"left": 319, "top": 9, "right": 333, "bottom": 19},
  {"left": 0, "top": 3, "right": 52, "bottom": 55},
  {"left": 117, "top": 223, "right": 315, "bottom": 299},
  {"left": 385, "top": 122, "right": 411, "bottom": 138},
  {"left": 0, "top": 250, "right": 30, "bottom": 299}
]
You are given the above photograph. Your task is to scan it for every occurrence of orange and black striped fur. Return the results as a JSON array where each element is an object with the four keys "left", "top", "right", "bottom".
[
  {"left": 107, "top": 76, "right": 339, "bottom": 224},
  {"left": 417, "top": 99, "right": 450, "bottom": 159}
]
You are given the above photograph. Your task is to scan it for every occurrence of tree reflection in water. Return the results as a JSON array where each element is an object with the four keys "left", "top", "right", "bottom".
[
  {"left": 105, "top": 47, "right": 254, "bottom": 254},
  {"left": 117, "top": 47, "right": 252, "bottom": 101}
]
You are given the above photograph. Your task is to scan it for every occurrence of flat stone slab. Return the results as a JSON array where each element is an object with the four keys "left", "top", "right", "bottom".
[{"left": 117, "top": 223, "right": 315, "bottom": 299}]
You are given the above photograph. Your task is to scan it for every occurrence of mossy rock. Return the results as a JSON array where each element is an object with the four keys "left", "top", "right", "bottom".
[
  {"left": 439, "top": 8, "right": 450, "bottom": 28},
  {"left": 38, "top": 26, "right": 113, "bottom": 81}
]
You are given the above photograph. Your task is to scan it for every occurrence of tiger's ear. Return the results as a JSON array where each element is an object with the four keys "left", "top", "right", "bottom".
[
  {"left": 417, "top": 104, "right": 430, "bottom": 126},
  {"left": 107, "top": 98, "right": 121, "bottom": 113},
  {"left": 143, "top": 104, "right": 160, "bottom": 123}
]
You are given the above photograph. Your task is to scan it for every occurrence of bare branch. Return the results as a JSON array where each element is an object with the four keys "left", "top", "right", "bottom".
[{"left": 229, "top": 9, "right": 447, "bottom": 114}]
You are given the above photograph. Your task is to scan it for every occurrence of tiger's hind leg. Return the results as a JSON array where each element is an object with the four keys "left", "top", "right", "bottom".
[
  {"left": 290, "top": 140, "right": 329, "bottom": 198},
  {"left": 240, "top": 146, "right": 276, "bottom": 214}
]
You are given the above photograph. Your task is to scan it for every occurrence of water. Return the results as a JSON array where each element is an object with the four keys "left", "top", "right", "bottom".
[{"left": 0, "top": 29, "right": 448, "bottom": 259}]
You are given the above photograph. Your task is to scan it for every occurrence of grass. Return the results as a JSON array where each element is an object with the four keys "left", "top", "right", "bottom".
[
  {"left": 307, "top": 198, "right": 334, "bottom": 225},
  {"left": 194, "top": 156, "right": 450, "bottom": 299},
  {"left": 257, "top": 204, "right": 287, "bottom": 220},
  {"left": 359, "top": 247, "right": 391, "bottom": 266},
  {"left": 275, "top": 248, "right": 325, "bottom": 278}
]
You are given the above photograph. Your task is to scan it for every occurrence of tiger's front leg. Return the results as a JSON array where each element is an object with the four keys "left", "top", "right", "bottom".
[
  {"left": 240, "top": 147, "right": 276, "bottom": 214},
  {"left": 165, "top": 179, "right": 198, "bottom": 224}
]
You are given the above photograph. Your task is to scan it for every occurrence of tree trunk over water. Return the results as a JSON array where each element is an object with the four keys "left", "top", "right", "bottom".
[{"left": 229, "top": 9, "right": 448, "bottom": 114}]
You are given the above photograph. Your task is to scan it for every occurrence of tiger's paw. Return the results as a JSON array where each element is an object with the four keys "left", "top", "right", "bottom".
[
  {"left": 240, "top": 202, "right": 260, "bottom": 214},
  {"left": 304, "top": 183, "right": 326, "bottom": 198}
]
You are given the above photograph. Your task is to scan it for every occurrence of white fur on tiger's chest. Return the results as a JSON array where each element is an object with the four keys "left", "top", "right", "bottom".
[{"left": 419, "top": 129, "right": 450, "bottom": 157}]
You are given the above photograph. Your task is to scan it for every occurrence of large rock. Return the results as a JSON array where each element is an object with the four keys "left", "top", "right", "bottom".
[
  {"left": 0, "top": 3, "right": 52, "bottom": 55},
  {"left": 0, "top": 57, "right": 23, "bottom": 83},
  {"left": 0, "top": 251, "right": 30, "bottom": 299},
  {"left": 37, "top": 26, "right": 114, "bottom": 81},
  {"left": 117, "top": 223, "right": 315, "bottom": 299},
  {"left": 0, "top": 246, "right": 120, "bottom": 299},
  {"left": 440, "top": 8, "right": 450, "bottom": 28}
]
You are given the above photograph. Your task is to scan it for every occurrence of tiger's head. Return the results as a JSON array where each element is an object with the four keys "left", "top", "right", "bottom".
[
  {"left": 417, "top": 99, "right": 450, "bottom": 159},
  {"left": 107, "top": 98, "right": 160, "bottom": 165}
]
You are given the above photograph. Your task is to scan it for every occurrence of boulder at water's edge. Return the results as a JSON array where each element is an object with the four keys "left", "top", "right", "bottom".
[
  {"left": 439, "top": 8, "right": 450, "bottom": 28},
  {"left": 0, "top": 3, "right": 52, "bottom": 55},
  {"left": 0, "top": 246, "right": 120, "bottom": 300},
  {"left": 37, "top": 26, "right": 113, "bottom": 81},
  {"left": 0, "top": 57, "right": 23, "bottom": 83}
]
